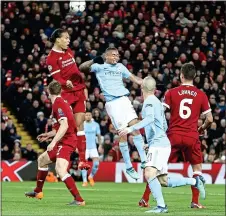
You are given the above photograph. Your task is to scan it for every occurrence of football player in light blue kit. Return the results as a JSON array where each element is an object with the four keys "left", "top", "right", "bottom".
[
  {"left": 119, "top": 76, "right": 206, "bottom": 213},
  {"left": 82, "top": 112, "right": 102, "bottom": 187},
  {"left": 79, "top": 47, "right": 147, "bottom": 179}
]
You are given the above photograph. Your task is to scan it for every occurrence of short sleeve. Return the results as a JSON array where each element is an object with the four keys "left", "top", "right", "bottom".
[
  {"left": 46, "top": 54, "right": 66, "bottom": 85},
  {"left": 96, "top": 123, "right": 101, "bottom": 135},
  {"left": 162, "top": 90, "right": 171, "bottom": 109},
  {"left": 201, "top": 93, "right": 211, "bottom": 115},
  {"left": 46, "top": 55, "right": 60, "bottom": 76},
  {"left": 120, "top": 63, "right": 131, "bottom": 79},
  {"left": 53, "top": 101, "right": 68, "bottom": 122},
  {"left": 90, "top": 63, "right": 100, "bottom": 73}
]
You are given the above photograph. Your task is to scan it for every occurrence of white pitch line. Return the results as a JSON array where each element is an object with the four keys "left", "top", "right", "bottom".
[{"left": 2, "top": 185, "right": 225, "bottom": 196}]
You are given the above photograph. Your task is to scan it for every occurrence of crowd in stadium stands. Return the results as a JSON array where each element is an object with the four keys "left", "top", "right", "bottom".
[{"left": 1, "top": 1, "right": 225, "bottom": 164}]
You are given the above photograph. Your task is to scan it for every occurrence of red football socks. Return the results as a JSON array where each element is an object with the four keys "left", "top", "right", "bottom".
[
  {"left": 191, "top": 174, "right": 200, "bottom": 203},
  {"left": 142, "top": 182, "right": 151, "bottom": 202},
  {"left": 63, "top": 174, "right": 84, "bottom": 202},
  {"left": 77, "top": 132, "right": 86, "bottom": 162},
  {"left": 34, "top": 168, "right": 48, "bottom": 193}
]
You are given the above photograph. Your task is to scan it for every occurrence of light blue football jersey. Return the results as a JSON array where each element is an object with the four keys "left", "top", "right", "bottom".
[
  {"left": 84, "top": 120, "right": 101, "bottom": 149},
  {"left": 90, "top": 63, "right": 131, "bottom": 102},
  {"left": 130, "top": 95, "right": 170, "bottom": 147}
]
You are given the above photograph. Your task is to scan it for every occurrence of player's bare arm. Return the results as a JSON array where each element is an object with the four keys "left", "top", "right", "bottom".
[
  {"left": 79, "top": 60, "right": 94, "bottom": 72},
  {"left": 47, "top": 118, "right": 68, "bottom": 151},
  {"left": 198, "top": 112, "right": 213, "bottom": 133},
  {"left": 66, "top": 80, "right": 74, "bottom": 89},
  {"left": 97, "top": 134, "right": 102, "bottom": 146},
  {"left": 37, "top": 130, "right": 56, "bottom": 142},
  {"left": 79, "top": 55, "right": 105, "bottom": 72},
  {"left": 129, "top": 74, "right": 143, "bottom": 86}
]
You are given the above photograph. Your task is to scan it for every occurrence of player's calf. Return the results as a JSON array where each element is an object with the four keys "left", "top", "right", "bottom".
[
  {"left": 25, "top": 151, "right": 51, "bottom": 199},
  {"left": 138, "top": 182, "right": 151, "bottom": 208},
  {"left": 88, "top": 159, "right": 99, "bottom": 186},
  {"left": 145, "top": 167, "right": 167, "bottom": 209},
  {"left": 56, "top": 158, "right": 85, "bottom": 203},
  {"left": 131, "top": 131, "right": 147, "bottom": 164}
]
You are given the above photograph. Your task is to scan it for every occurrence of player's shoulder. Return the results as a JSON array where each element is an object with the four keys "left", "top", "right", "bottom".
[
  {"left": 66, "top": 47, "right": 72, "bottom": 52},
  {"left": 54, "top": 97, "right": 68, "bottom": 107},
  {"left": 170, "top": 86, "right": 182, "bottom": 93},
  {"left": 195, "top": 87, "right": 207, "bottom": 96},
  {"left": 92, "top": 63, "right": 102, "bottom": 69},
  {"left": 46, "top": 49, "right": 58, "bottom": 62},
  {"left": 93, "top": 121, "right": 100, "bottom": 127},
  {"left": 144, "top": 96, "right": 154, "bottom": 106},
  {"left": 66, "top": 47, "right": 73, "bottom": 55},
  {"left": 117, "top": 63, "right": 126, "bottom": 69}
]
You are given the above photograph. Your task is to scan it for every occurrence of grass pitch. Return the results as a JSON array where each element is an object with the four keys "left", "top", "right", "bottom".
[{"left": 2, "top": 182, "right": 225, "bottom": 216}]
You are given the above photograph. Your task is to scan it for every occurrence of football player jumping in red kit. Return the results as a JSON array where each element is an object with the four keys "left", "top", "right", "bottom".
[
  {"left": 25, "top": 81, "right": 85, "bottom": 206},
  {"left": 46, "top": 29, "right": 90, "bottom": 170},
  {"left": 139, "top": 63, "right": 213, "bottom": 209}
]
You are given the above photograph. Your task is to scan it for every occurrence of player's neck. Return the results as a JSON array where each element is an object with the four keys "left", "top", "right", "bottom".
[
  {"left": 50, "top": 95, "right": 58, "bottom": 104},
  {"left": 52, "top": 44, "right": 63, "bottom": 52},
  {"left": 182, "top": 79, "right": 193, "bottom": 86},
  {"left": 143, "top": 92, "right": 154, "bottom": 100}
]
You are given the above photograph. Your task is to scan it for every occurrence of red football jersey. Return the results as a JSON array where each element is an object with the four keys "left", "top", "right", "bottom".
[
  {"left": 163, "top": 84, "right": 211, "bottom": 139},
  {"left": 52, "top": 96, "right": 77, "bottom": 146},
  {"left": 46, "top": 48, "right": 85, "bottom": 92}
]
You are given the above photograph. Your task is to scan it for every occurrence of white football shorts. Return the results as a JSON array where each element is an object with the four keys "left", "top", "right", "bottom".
[
  {"left": 85, "top": 148, "right": 99, "bottom": 159},
  {"left": 146, "top": 146, "right": 171, "bottom": 176},
  {"left": 105, "top": 96, "right": 138, "bottom": 130}
]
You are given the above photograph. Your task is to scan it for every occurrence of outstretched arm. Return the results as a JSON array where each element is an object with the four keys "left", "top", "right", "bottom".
[
  {"left": 79, "top": 60, "right": 94, "bottom": 72},
  {"left": 118, "top": 115, "right": 154, "bottom": 136},
  {"left": 79, "top": 56, "right": 105, "bottom": 72},
  {"left": 129, "top": 74, "right": 143, "bottom": 85},
  {"left": 121, "top": 64, "right": 143, "bottom": 85}
]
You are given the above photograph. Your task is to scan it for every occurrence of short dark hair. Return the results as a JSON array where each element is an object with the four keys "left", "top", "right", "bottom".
[
  {"left": 181, "top": 63, "right": 196, "bottom": 80},
  {"left": 50, "top": 29, "right": 68, "bottom": 43},
  {"left": 48, "top": 80, "right": 61, "bottom": 95},
  {"left": 105, "top": 47, "right": 118, "bottom": 53}
]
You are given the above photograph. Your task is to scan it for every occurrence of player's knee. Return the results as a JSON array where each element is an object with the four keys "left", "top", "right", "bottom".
[
  {"left": 119, "top": 135, "right": 127, "bottom": 142},
  {"left": 158, "top": 176, "right": 168, "bottom": 187},
  {"left": 37, "top": 155, "right": 42, "bottom": 166},
  {"left": 192, "top": 164, "right": 202, "bottom": 172},
  {"left": 144, "top": 167, "right": 157, "bottom": 180},
  {"left": 55, "top": 163, "right": 65, "bottom": 177},
  {"left": 37, "top": 154, "right": 46, "bottom": 167}
]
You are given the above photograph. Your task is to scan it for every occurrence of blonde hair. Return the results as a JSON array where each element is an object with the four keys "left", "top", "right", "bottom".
[{"left": 142, "top": 76, "right": 156, "bottom": 92}]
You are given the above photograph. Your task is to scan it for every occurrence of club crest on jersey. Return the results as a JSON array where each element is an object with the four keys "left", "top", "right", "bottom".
[
  {"left": 58, "top": 108, "right": 65, "bottom": 117},
  {"left": 145, "top": 104, "right": 153, "bottom": 108},
  {"left": 48, "top": 65, "right": 52, "bottom": 71}
]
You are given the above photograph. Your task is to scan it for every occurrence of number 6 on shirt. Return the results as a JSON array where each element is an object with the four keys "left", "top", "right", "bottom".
[{"left": 179, "top": 98, "right": 193, "bottom": 119}]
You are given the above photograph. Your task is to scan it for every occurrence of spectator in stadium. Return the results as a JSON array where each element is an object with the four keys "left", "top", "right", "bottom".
[
  {"left": 21, "top": 143, "right": 38, "bottom": 161},
  {"left": 2, "top": 144, "right": 14, "bottom": 160},
  {"left": 106, "top": 141, "right": 122, "bottom": 162},
  {"left": 35, "top": 111, "right": 48, "bottom": 135}
]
